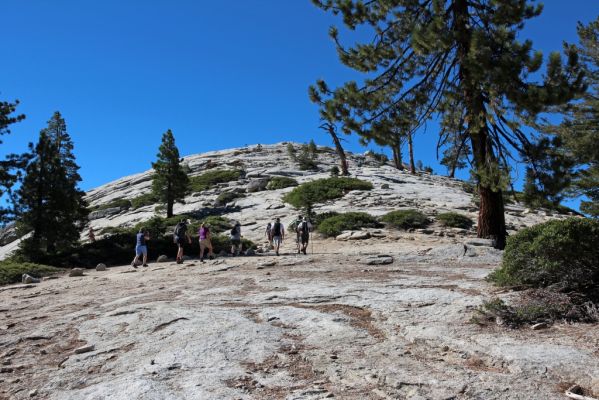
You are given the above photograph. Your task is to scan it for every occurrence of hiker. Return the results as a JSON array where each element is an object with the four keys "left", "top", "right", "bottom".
[
  {"left": 88, "top": 227, "right": 96, "bottom": 243},
  {"left": 131, "top": 228, "right": 150, "bottom": 268},
  {"left": 230, "top": 221, "right": 242, "bottom": 256},
  {"left": 265, "top": 222, "right": 273, "bottom": 248},
  {"left": 198, "top": 222, "right": 215, "bottom": 262},
  {"left": 297, "top": 216, "right": 313, "bottom": 255},
  {"left": 174, "top": 219, "right": 192, "bottom": 264},
  {"left": 271, "top": 218, "right": 285, "bottom": 256},
  {"left": 291, "top": 214, "right": 303, "bottom": 253}
]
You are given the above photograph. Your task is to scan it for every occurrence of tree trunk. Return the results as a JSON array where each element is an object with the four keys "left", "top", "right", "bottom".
[
  {"left": 448, "top": 136, "right": 466, "bottom": 178},
  {"left": 407, "top": 132, "right": 416, "bottom": 174},
  {"left": 455, "top": 0, "right": 506, "bottom": 249},
  {"left": 166, "top": 180, "right": 173, "bottom": 218},
  {"left": 328, "top": 126, "right": 349, "bottom": 176},
  {"left": 391, "top": 138, "right": 404, "bottom": 170}
]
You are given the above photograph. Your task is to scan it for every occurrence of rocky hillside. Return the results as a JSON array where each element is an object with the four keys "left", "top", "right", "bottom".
[
  {"left": 0, "top": 142, "right": 568, "bottom": 260},
  {"left": 86, "top": 143, "right": 561, "bottom": 239}
]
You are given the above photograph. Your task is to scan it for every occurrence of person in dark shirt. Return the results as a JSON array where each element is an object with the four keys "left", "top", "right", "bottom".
[
  {"left": 174, "top": 219, "right": 192, "bottom": 264},
  {"left": 131, "top": 228, "right": 150, "bottom": 268}
]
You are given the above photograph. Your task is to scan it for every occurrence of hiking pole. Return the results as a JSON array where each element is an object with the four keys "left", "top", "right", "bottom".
[{"left": 311, "top": 231, "right": 313, "bottom": 255}]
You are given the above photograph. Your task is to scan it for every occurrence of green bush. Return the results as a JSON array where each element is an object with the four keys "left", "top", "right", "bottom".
[
  {"left": 318, "top": 212, "right": 380, "bottom": 237},
  {"left": 381, "top": 210, "right": 429, "bottom": 229},
  {"left": 312, "top": 211, "right": 340, "bottom": 228},
  {"left": 488, "top": 218, "right": 599, "bottom": 299},
  {"left": 329, "top": 166, "right": 340, "bottom": 177},
  {"left": 93, "top": 198, "right": 132, "bottom": 211},
  {"left": 189, "top": 169, "right": 243, "bottom": 192},
  {"left": 0, "top": 261, "right": 63, "bottom": 285},
  {"left": 130, "top": 193, "right": 159, "bottom": 209},
  {"left": 200, "top": 216, "right": 233, "bottom": 234},
  {"left": 215, "top": 191, "right": 245, "bottom": 206},
  {"left": 436, "top": 212, "right": 474, "bottom": 229},
  {"left": 283, "top": 177, "right": 373, "bottom": 211},
  {"left": 267, "top": 176, "right": 298, "bottom": 190}
]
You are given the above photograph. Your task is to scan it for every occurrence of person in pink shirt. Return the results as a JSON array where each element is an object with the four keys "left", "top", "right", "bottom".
[{"left": 198, "top": 222, "right": 214, "bottom": 262}]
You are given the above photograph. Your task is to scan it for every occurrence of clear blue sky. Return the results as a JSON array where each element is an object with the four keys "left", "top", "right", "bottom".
[{"left": 1, "top": 1, "right": 597, "bottom": 203}]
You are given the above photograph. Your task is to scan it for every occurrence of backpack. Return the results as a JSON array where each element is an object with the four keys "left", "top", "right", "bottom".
[
  {"left": 230, "top": 226, "right": 238, "bottom": 236},
  {"left": 300, "top": 221, "right": 309, "bottom": 234},
  {"left": 272, "top": 222, "right": 281, "bottom": 236},
  {"left": 174, "top": 223, "right": 186, "bottom": 238}
]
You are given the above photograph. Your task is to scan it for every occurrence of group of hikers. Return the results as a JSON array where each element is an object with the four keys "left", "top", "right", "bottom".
[{"left": 130, "top": 215, "right": 313, "bottom": 268}]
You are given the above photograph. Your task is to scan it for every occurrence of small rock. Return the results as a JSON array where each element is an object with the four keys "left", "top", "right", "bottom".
[
  {"left": 156, "top": 255, "right": 169, "bottom": 263},
  {"left": 95, "top": 263, "right": 107, "bottom": 271},
  {"left": 21, "top": 274, "right": 40, "bottom": 284},
  {"left": 74, "top": 344, "right": 95, "bottom": 354},
  {"left": 69, "top": 268, "right": 84, "bottom": 277},
  {"left": 29, "top": 389, "right": 38, "bottom": 397},
  {"left": 531, "top": 323, "right": 548, "bottom": 330},
  {"left": 465, "top": 238, "right": 494, "bottom": 247},
  {"left": 336, "top": 231, "right": 371, "bottom": 241},
  {"left": 245, "top": 248, "right": 256, "bottom": 256},
  {"left": 381, "top": 183, "right": 390, "bottom": 189},
  {"left": 260, "top": 261, "right": 277, "bottom": 268}
]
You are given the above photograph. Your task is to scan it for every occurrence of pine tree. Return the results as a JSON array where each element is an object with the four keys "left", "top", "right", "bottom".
[
  {"left": 0, "top": 99, "right": 27, "bottom": 224},
  {"left": 312, "top": 0, "right": 584, "bottom": 248},
  {"left": 17, "top": 113, "right": 88, "bottom": 257},
  {"left": 552, "top": 17, "right": 599, "bottom": 217},
  {"left": 151, "top": 129, "right": 189, "bottom": 218}
]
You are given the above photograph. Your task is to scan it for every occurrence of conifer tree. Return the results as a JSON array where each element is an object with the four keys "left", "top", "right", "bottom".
[
  {"left": 151, "top": 129, "right": 189, "bottom": 218},
  {"left": 312, "top": 0, "right": 584, "bottom": 248},
  {"left": 17, "top": 113, "right": 88, "bottom": 256},
  {"left": 0, "top": 99, "right": 27, "bottom": 224},
  {"left": 546, "top": 17, "right": 599, "bottom": 217}
]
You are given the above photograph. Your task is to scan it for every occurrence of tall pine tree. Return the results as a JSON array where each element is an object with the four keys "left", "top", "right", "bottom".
[
  {"left": 312, "top": 0, "right": 584, "bottom": 248},
  {"left": 18, "top": 112, "right": 88, "bottom": 257},
  {"left": 0, "top": 98, "right": 27, "bottom": 224},
  {"left": 151, "top": 129, "right": 189, "bottom": 218}
]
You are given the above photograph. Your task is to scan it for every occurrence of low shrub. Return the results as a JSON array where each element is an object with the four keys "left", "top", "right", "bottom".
[
  {"left": 312, "top": 211, "right": 340, "bottom": 228},
  {"left": 318, "top": 212, "right": 380, "bottom": 237},
  {"left": 189, "top": 169, "right": 244, "bottom": 192},
  {"left": 488, "top": 218, "right": 599, "bottom": 300},
  {"left": 130, "top": 193, "right": 159, "bottom": 209},
  {"left": 93, "top": 198, "right": 132, "bottom": 211},
  {"left": 436, "top": 212, "right": 474, "bottom": 229},
  {"left": 283, "top": 177, "right": 373, "bottom": 211},
  {"left": 472, "top": 290, "right": 598, "bottom": 328},
  {"left": 0, "top": 261, "right": 63, "bottom": 285},
  {"left": 381, "top": 210, "right": 429, "bottom": 229},
  {"left": 329, "top": 166, "right": 340, "bottom": 177},
  {"left": 266, "top": 176, "right": 298, "bottom": 190},
  {"left": 215, "top": 191, "right": 245, "bottom": 206}
]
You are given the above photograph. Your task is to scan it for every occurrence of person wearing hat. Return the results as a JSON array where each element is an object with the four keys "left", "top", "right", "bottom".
[
  {"left": 173, "top": 219, "right": 192, "bottom": 264},
  {"left": 198, "top": 222, "right": 214, "bottom": 262},
  {"left": 230, "top": 221, "right": 242, "bottom": 256}
]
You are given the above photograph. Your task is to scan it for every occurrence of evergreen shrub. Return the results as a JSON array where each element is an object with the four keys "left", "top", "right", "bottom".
[
  {"left": 381, "top": 210, "right": 429, "bottom": 229},
  {"left": 318, "top": 212, "right": 380, "bottom": 237}
]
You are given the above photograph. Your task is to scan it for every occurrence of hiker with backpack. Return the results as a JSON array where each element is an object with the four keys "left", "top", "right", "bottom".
[
  {"left": 291, "top": 214, "right": 303, "bottom": 253},
  {"left": 297, "top": 216, "right": 313, "bottom": 255},
  {"left": 198, "top": 222, "right": 215, "bottom": 262},
  {"left": 271, "top": 218, "right": 285, "bottom": 256},
  {"left": 131, "top": 228, "right": 150, "bottom": 268},
  {"left": 173, "top": 219, "right": 192, "bottom": 264},
  {"left": 230, "top": 221, "right": 242, "bottom": 256}
]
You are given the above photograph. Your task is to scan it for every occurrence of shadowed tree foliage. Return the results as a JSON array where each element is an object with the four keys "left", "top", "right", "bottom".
[
  {"left": 0, "top": 99, "right": 27, "bottom": 224},
  {"left": 152, "top": 129, "right": 189, "bottom": 218},
  {"left": 311, "top": 0, "right": 584, "bottom": 248},
  {"left": 17, "top": 112, "right": 88, "bottom": 258}
]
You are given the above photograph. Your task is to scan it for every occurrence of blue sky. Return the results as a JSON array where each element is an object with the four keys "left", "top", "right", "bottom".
[{"left": 1, "top": 1, "right": 597, "bottom": 207}]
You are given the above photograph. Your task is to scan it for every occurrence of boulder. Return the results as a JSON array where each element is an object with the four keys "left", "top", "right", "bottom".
[
  {"left": 95, "top": 263, "right": 107, "bottom": 271},
  {"left": 69, "top": 268, "right": 84, "bottom": 277},
  {"left": 246, "top": 178, "right": 269, "bottom": 193},
  {"left": 156, "top": 255, "right": 169, "bottom": 263},
  {"left": 21, "top": 274, "right": 40, "bottom": 284},
  {"left": 381, "top": 183, "right": 390, "bottom": 189},
  {"left": 361, "top": 255, "right": 394, "bottom": 265},
  {"left": 336, "top": 231, "right": 371, "bottom": 241},
  {"left": 465, "top": 238, "right": 494, "bottom": 247},
  {"left": 245, "top": 248, "right": 256, "bottom": 256},
  {"left": 0, "top": 223, "right": 18, "bottom": 246}
]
